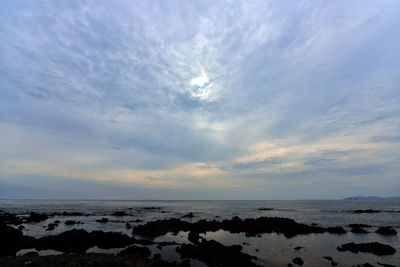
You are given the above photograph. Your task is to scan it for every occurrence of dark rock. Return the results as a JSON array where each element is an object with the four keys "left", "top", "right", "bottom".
[
  {"left": 323, "top": 256, "right": 338, "bottom": 266},
  {"left": 118, "top": 245, "right": 151, "bottom": 258},
  {"left": 337, "top": 242, "right": 396, "bottom": 255},
  {"left": 351, "top": 227, "right": 369, "bottom": 234},
  {"left": 188, "top": 231, "right": 200, "bottom": 244},
  {"left": 54, "top": 220, "right": 60, "bottom": 224},
  {"left": 46, "top": 223, "right": 59, "bottom": 231},
  {"left": 358, "top": 263, "right": 374, "bottom": 267},
  {"left": 143, "top": 207, "right": 161, "bottom": 210},
  {"left": 294, "top": 246, "right": 303, "bottom": 251},
  {"left": 349, "top": 224, "right": 371, "bottom": 228},
  {"left": 133, "top": 219, "right": 143, "bottom": 223},
  {"left": 176, "top": 239, "right": 258, "bottom": 267},
  {"left": 24, "top": 251, "right": 39, "bottom": 257},
  {"left": 50, "top": 211, "right": 85, "bottom": 216},
  {"left": 132, "top": 216, "right": 340, "bottom": 239},
  {"left": 126, "top": 223, "right": 131, "bottom": 229},
  {"left": 96, "top": 217, "right": 109, "bottom": 223},
  {"left": 292, "top": 257, "right": 304, "bottom": 265},
  {"left": 326, "top": 226, "right": 347, "bottom": 234},
  {"left": 182, "top": 212, "right": 195, "bottom": 218},
  {"left": 153, "top": 253, "right": 162, "bottom": 259},
  {"left": 0, "top": 253, "right": 189, "bottom": 267},
  {"left": 64, "top": 220, "right": 76, "bottom": 225},
  {"left": 242, "top": 242, "right": 250, "bottom": 245},
  {"left": 35, "top": 229, "right": 135, "bottom": 253},
  {"left": 0, "top": 222, "right": 35, "bottom": 256},
  {"left": 375, "top": 226, "right": 397, "bottom": 235},
  {"left": 25, "top": 212, "right": 48, "bottom": 223},
  {"left": 0, "top": 213, "right": 23, "bottom": 225},
  {"left": 157, "top": 241, "right": 178, "bottom": 247},
  {"left": 18, "top": 225, "right": 25, "bottom": 230},
  {"left": 111, "top": 211, "right": 128, "bottom": 216},
  {"left": 23, "top": 260, "right": 38, "bottom": 267},
  {"left": 377, "top": 262, "right": 396, "bottom": 267},
  {"left": 258, "top": 208, "right": 274, "bottom": 211},
  {"left": 354, "top": 209, "right": 380, "bottom": 213}
]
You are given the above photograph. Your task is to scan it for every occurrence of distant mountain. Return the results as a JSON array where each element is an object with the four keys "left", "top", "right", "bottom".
[{"left": 344, "top": 196, "right": 400, "bottom": 200}]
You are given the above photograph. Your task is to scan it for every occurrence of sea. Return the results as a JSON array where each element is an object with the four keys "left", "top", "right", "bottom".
[{"left": 1, "top": 199, "right": 399, "bottom": 266}]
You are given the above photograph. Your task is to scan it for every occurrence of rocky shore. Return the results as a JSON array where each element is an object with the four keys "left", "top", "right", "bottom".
[{"left": 1, "top": 211, "right": 398, "bottom": 266}]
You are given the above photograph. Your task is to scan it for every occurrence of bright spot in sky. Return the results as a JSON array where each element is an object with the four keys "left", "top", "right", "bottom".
[{"left": 190, "top": 67, "right": 211, "bottom": 99}]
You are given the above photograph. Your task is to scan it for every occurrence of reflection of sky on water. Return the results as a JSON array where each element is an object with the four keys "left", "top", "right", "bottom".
[{"left": 202, "top": 230, "right": 400, "bottom": 266}]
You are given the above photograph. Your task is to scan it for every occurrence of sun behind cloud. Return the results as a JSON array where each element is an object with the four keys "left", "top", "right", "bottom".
[{"left": 190, "top": 66, "right": 211, "bottom": 99}]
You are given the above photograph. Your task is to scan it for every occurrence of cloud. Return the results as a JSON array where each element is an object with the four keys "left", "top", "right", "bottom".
[{"left": 0, "top": 0, "right": 399, "bottom": 199}]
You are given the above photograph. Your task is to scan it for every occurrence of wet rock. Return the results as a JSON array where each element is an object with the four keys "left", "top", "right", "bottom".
[
  {"left": 118, "top": 245, "right": 151, "bottom": 258},
  {"left": 25, "top": 212, "right": 48, "bottom": 223},
  {"left": 35, "top": 229, "right": 135, "bottom": 253},
  {"left": 337, "top": 242, "right": 396, "bottom": 255},
  {"left": 64, "top": 220, "right": 77, "bottom": 225},
  {"left": 326, "top": 226, "right": 347, "bottom": 234},
  {"left": 50, "top": 211, "right": 85, "bottom": 216},
  {"left": 323, "top": 256, "right": 338, "bottom": 266},
  {"left": 375, "top": 226, "right": 397, "bottom": 235},
  {"left": 24, "top": 251, "right": 39, "bottom": 257},
  {"left": 354, "top": 209, "right": 380, "bottom": 213},
  {"left": 96, "top": 217, "right": 109, "bottom": 223},
  {"left": 351, "top": 227, "right": 369, "bottom": 234},
  {"left": 132, "top": 216, "right": 339, "bottom": 239},
  {"left": 0, "top": 222, "right": 35, "bottom": 256},
  {"left": 182, "top": 212, "right": 195, "bottom": 218},
  {"left": 23, "top": 260, "right": 38, "bottom": 267},
  {"left": 157, "top": 241, "right": 178, "bottom": 247},
  {"left": 349, "top": 224, "right": 371, "bottom": 228},
  {"left": 0, "top": 253, "right": 189, "bottom": 267},
  {"left": 46, "top": 223, "right": 59, "bottom": 231},
  {"left": 292, "top": 257, "right": 304, "bottom": 266},
  {"left": 0, "top": 213, "right": 23, "bottom": 225},
  {"left": 176, "top": 239, "right": 258, "bottom": 267},
  {"left": 153, "top": 253, "right": 161, "bottom": 259},
  {"left": 111, "top": 211, "right": 128, "bottom": 216},
  {"left": 188, "top": 231, "right": 200, "bottom": 244},
  {"left": 377, "top": 262, "right": 395, "bottom": 267}
]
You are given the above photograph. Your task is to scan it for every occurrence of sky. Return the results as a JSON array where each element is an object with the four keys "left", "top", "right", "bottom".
[{"left": 0, "top": 0, "right": 399, "bottom": 200}]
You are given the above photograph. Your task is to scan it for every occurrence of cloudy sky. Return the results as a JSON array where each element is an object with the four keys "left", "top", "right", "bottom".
[{"left": 1, "top": 0, "right": 399, "bottom": 199}]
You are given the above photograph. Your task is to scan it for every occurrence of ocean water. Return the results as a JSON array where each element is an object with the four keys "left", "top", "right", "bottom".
[{"left": 1, "top": 199, "right": 399, "bottom": 266}]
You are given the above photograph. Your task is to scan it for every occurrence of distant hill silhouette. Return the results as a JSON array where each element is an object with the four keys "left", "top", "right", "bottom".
[{"left": 344, "top": 196, "right": 400, "bottom": 200}]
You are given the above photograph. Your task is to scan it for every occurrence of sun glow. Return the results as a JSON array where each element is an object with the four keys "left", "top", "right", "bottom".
[{"left": 190, "top": 67, "right": 211, "bottom": 99}]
